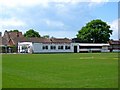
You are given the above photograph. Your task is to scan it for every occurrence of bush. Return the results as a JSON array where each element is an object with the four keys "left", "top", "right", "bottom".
[{"left": 0, "top": 46, "right": 17, "bottom": 53}]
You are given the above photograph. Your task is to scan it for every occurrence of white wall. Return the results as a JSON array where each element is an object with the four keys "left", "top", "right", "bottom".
[
  {"left": 71, "top": 43, "right": 79, "bottom": 53},
  {"left": 32, "top": 43, "right": 74, "bottom": 53},
  {"left": 18, "top": 42, "right": 33, "bottom": 53},
  {"left": 101, "top": 46, "right": 110, "bottom": 52},
  {"left": 18, "top": 42, "right": 110, "bottom": 53}
]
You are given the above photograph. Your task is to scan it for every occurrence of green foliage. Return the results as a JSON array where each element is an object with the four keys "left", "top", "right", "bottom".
[
  {"left": 24, "top": 29, "right": 40, "bottom": 37},
  {"left": 2, "top": 53, "right": 118, "bottom": 88},
  {"left": 0, "top": 46, "right": 17, "bottom": 53},
  {"left": 42, "top": 35, "right": 50, "bottom": 38},
  {"left": 77, "top": 19, "right": 113, "bottom": 43},
  {"left": 10, "top": 30, "right": 19, "bottom": 32}
]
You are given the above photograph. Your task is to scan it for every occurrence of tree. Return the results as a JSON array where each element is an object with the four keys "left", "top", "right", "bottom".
[
  {"left": 10, "top": 30, "right": 19, "bottom": 32},
  {"left": 76, "top": 19, "right": 113, "bottom": 43},
  {"left": 24, "top": 29, "right": 40, "bottom": 37},
  {"left": 42, "top": 35, "right": 50, "bottom": 38}
]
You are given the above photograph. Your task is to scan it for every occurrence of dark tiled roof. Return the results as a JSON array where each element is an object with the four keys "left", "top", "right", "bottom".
[
  {"left": 0, "top": 37, "right": 8, "bottom": 46},
  {"left": 1, "top": 31, "right": 24, "bottom": 46},
  {"left": 1, "top": 31, "right": 72, "bottom": 46},
  {"left": 13, "top": 37, "right": 71, "bottom": 44},
  {"left": 3, "top": 31, "right": 24, "bottom": 40},
  {"left": 0, "top": 37, "right": 2, "bottom": 46},
  {"left": 50, "top": 38, "right": 72, "bottom": 43},
  {"left": 8, "top": 32, "right": 23, "bottom": 39},
  {"left": 72, "top": 38, "right": 81, "bottom": 43},
  {"left": 108, "top": 40, "right": 120, "bottom": 45},
  {"left": 12, "top": 37, "right": 52, "bottom": 44}
]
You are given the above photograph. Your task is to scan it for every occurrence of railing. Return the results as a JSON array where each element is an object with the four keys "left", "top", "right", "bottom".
[{"left": 79, "top": 48, "right": 101, "bottom": 51}]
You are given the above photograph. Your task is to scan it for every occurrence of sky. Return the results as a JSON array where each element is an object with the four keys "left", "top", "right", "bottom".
[{"left": 0, "top": 0, "right": 119, "bottom": 39}]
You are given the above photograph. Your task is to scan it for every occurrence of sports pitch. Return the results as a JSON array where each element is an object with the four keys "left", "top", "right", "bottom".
[{"left": 2, "top": 53, "right": 118, "bottom": 88}]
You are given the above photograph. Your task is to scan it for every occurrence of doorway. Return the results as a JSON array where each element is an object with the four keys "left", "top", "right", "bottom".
[{"left": 74, "top": 46, "right": 77, "bottom": 53}]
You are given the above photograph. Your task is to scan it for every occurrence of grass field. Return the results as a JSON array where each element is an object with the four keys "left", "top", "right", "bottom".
[
  {"left": 0, "top": 54, "right": 2, "bottom": 89},
  {"left": 2, "top": 53, "right": 118, "bottom": 88}
]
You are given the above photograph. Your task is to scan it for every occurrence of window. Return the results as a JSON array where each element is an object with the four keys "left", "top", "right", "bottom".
[
  {"left": 58, "top": 46, "right": 63, "bottom": 50},
  {"left": 65, "top": 46, "right": 70, "bottom": 50},
  {"left": 51, "top": 46, "right": 56, "bottom": 50},
  {"left": 42, "top": 46, "right": 48, "bottom": 50}
]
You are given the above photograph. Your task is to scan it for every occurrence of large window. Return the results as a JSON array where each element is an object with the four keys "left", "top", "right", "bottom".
[
  {"left": 42, "top": 46, "right": 48, "bottom": 50},
  {"left": 58, "top": 46, "right": 63, "bottom": 50},
  {"left": 51, "top": 46, "right": 56, "bottom": 50},
  {"left": 65, "top": 46, "right": 71, "bottom": 50}
]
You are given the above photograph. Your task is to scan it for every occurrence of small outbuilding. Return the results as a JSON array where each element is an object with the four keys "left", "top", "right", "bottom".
[
  {"left": 78, "top": 43, "right": 110, "bottom": 53},
  {"left": 108, "top": 40, "right": 120, "bottom": 52}
]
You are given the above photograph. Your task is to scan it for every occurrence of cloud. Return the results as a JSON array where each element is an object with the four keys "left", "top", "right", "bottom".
[
  {"left": 43, "top": 19, "right": 64, "bottom": 28},
  {"left": 0, "top": 17, "right": 26, "bottom": 35},
  {"left": 89, "top": 0, "right": 118, "bottom": 3},
  {"left": 0, "top": 0, "right": 118, "bottom": 38},
  {"left": 88, "top": 0, "right": 109, "bottom": 7},
  {"left": 0, "top": 0, "right": 49, "bottom": 8},
  {"left": 1, "top": 0, "right": 115, "bottom": 9},
  {"left": 90, "top": 0, "right": 109, "bottom": 2},
  {"left": 109, "top": 19, "right": 119, "bottom": 39},
  {"left": 40, "top": 30, "right": 75, "bottom": 38},
  {"left": 0, "top": 18, "right": 26, "bottom": 27},
  {"left": 0, "top": 0, "right": 80, "bottom": 9}
]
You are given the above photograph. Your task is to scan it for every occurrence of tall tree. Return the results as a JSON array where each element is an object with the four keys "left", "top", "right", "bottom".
[
  {"left": 24, "top": 29, "right": 40, "bottom": 37},
  {"left": 76, "top": 19, "right": 113, "bottom": 43}
]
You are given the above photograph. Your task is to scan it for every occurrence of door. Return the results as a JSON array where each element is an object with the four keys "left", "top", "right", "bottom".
[{"left": 74, "top": 46, "right": 77, "bottom": 53}]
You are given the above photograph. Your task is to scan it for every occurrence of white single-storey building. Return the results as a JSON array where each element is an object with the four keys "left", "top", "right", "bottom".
[
  {"left": 17, "top": 37, "right": 74, "bottom": 53},
  {"left": 17, "top": 37, "right": 110, "bottom": 53}
]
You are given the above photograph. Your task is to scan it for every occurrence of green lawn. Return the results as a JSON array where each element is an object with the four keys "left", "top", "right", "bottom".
[
  {"left": 2, "top": 53, "right": 118, "bottom": 88},
  {"left": 0, "top": 54, "right": 2, "bottom": 89}
]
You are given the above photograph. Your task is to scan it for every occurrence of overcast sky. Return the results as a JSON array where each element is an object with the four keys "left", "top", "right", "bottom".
[{"left": 0, "top": 0, "right": 119, "bottom": 39}]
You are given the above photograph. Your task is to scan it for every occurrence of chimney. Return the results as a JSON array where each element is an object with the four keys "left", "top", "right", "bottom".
[
  {"left": 17, "top": 32, "right": 19, "bottom": 37},
  {"left": 5, "top": 30, "right": 7, "bottom": 32},
  {"left": 0, "top": 32, "right": 2, "bottom": 37}
]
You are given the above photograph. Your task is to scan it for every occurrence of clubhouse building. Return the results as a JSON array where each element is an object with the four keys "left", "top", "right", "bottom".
[{"left": 0, "top": 31, "right": 119, "bottom": 53}]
